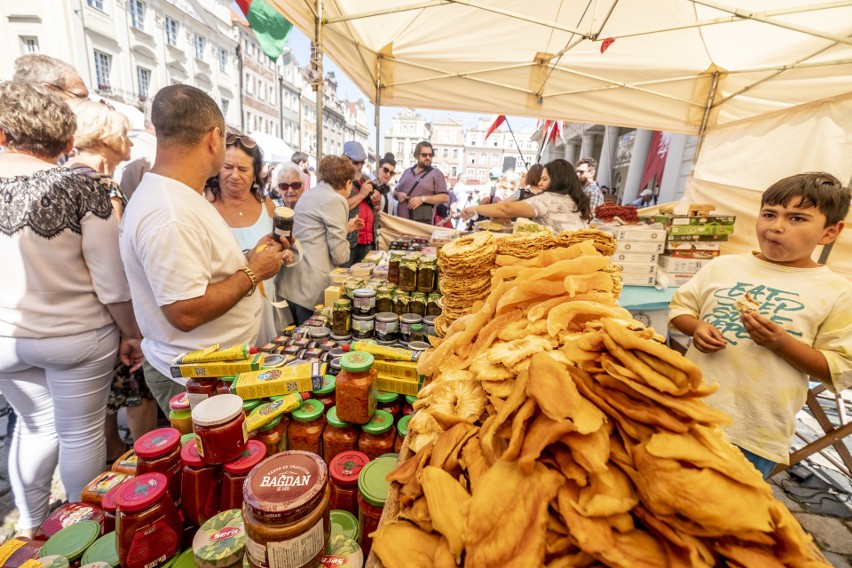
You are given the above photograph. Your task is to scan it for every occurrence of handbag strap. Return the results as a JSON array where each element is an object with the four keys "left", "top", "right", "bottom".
[{"left": 401, "top": 166, "right": 434, "bottom": 196}]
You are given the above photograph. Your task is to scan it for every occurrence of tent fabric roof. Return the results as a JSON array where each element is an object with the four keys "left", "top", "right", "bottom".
[{"left": 269, "top": 0, "right": 852, "bottom": 134}]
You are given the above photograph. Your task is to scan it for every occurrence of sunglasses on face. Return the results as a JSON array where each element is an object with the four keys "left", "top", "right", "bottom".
[
  {"left": 419, "top": 153, "right": 433, "bottom": 157},
  {"left": 351, "top": 160, "right": 365, "bottom": 167},
  {"left": 381, "top": 166, "right": 395, "bottom": 175},
  {"left": 226, "top": 133, "right": 257, "bottom": 149},
  {"left": 278, "top": 182, "right": 303, "bottom": 191}
]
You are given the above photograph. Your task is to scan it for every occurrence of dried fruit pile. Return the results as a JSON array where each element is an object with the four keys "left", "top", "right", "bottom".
[{"left": 371, "top": 239, "right": 827, "bottom": 567}]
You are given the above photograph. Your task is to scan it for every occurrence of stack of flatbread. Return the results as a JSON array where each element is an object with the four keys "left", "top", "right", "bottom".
[{"left": 436, "top": 232, "right": 497, "bottom": 333}]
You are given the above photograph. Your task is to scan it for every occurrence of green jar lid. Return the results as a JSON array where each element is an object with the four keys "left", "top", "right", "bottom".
[
  {"left": 330, "top": 509, "right": 361, "bottom": 541},
  {"left": 257, "top": 414, "right": 283, "bottom": 431},
  {"left": 291, "top": 398, "right": 325, "bottom": 422},
  {"left": 193, "top": 509, "right": 246, "bottom": 568},
  {"left": 325, "top": 406, "right": 351, "bottom": 429},
  {"left": 358, "top": 456, "right": 396, "bottom": 508},
  {"left": 361, "top": 409, "right": 394, "bottom": 435},
  {"left": 81, "top": 532, "right": 119, "bottom": 567},
  {"left": 340, "top": 351, "right": 374, "bottom": 373},
  {"left": 242, "top": 398, "right": 262, "bottom": 412},
  {"left": 180, "top": 433, "right": 196, "bottom": 447},
  {"left": 160, "top": 551, "right": 181, "bottom": 568},
  {"left": 169, "top": 409, "right": 192, "bottom": 419},
  {"left": 404, "top": 395, "right": 418, "bottom": 405},
  {"left": 40, "top": 520, "right": 101, "bottom": 561},
  {"left": 397, "top": 414, "right": 412, "bottom": 438},
  {"left": 171, "top": 549, "right": 195, "bottom": 568},
  {"left": 314, "top": 375, "right": 336, "bottom": 395},
  {"left": 39, "top": 556, "right": 69, "bottom": 568},
  {"left": 376, "top": 391, "right": 399, "bottom": 404}
]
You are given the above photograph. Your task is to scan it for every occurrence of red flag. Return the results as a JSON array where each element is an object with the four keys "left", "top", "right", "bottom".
[
  {"left": 530, "top": 119, "right": 552, "bottom": 143},
  {"left": 485, "top": 115, "right": 506, "bottom": 140},
  {"left": 601, "top": 38, "right": 615, "bottom": 53},
  {"left": 639, "top": 131, "right": 670, "bottom": 193},
  {"left": 547, "top": 121, "right": 561, "bottom": 144}
]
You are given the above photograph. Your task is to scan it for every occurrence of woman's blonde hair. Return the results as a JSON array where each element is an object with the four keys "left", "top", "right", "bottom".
[{"left": 68, "top": 99, "right": 130, "bottom": 152}]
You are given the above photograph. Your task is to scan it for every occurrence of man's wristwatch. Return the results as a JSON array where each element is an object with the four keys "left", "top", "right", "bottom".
[{"left": 238, "top": 266, "right": 258, "bottom": 296}]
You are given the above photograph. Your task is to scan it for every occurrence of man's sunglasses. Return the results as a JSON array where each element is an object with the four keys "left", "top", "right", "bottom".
[
  {"left": 278, "top": 182, "right": 303, "bottom": 191},
  {"left": 226, "top": 133, "right": 257, "bottom": 149},
  {"left": 381, "top": 166, "right": 395, "bottom": 175},
  {"left": 419, "top": 153, "right": 433, "bottom": 157}
]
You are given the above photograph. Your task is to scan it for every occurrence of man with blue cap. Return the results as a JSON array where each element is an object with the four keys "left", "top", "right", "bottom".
[{"left": 342, "top": 141, "right": 381, "bottom": 266}]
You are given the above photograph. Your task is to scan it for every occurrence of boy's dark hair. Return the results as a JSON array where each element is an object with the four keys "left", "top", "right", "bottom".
[{"left": 761, "top": 172, "right": 850, "bottom": 227}]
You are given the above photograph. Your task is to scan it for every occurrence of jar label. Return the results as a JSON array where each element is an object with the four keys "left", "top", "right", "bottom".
[
  {"left": 351, "top": 318, "right": 374, "bottom": 333},
  {"left": 267, "top": 518, "right": 324, "bottom": 568},
  {"left": 375, "top": 319, "right": 399, "bottom": 334},
  {"left": 187, "top": 392, "right": 211, "bottom": 412},
  {"left": 126, "top": 519, "right": 179, "bottom": 568},
  {"left": 246, "top": 452, "right": 325, "bottom": 517},
  {"left": 353, "top": 295, "right": 375, "bottom": 310}
]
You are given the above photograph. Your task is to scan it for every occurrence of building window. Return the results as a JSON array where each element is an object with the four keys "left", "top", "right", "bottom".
[
  {"left": 93, "top": 50, "right": 112, "bottom": 91},
  {"left": 478, "top": 168, "right": 486, "bottom": 179},
  {"left": 245, "top": 73, "right": 252, "bottom": 94},
  {"left": 221, "top": 99, "right": 229, "bottom": 118},
  {"left": 136, "top": 66, "right": 151, "bottom": 100},
  {"left": 193, "top": 34, "right": 205, "bottom": 60},
  {"left": 218, "top": 48, "right": 227, "bottom": 72},
  {"left": 129, "top": 0, "right": 145, "bottom": 30},
  {"left": 20, "top": 36, "right": 39, "bottom": 54},
  {"left": 453, "top": 149, "right": 458, "bottom": 159},
  {"left": 466, "top": 168, "right": 474, "bottom": 178},
  {"left": 258, "top": 81, "right": 265, "bottom": 101},
  {"left": 397, "top": 141, "right": 404, "bottom": 154},
  {"left": 164, "top": 17, "right": 178, "bottom": 46},
  {"left": 443, "top": 148, "right": 448, "bottom": 158},
  {"left": 479, "top": 153, "right": 486, "bottom": 163},
  {"left": 451, "top": 166, "right": 457, "bottom": 177},
  {"left": 87, "top": 0, "right": 104, "bottom": 10},
  {"left": 490, "top": 154, "right": 499, "bottom": 166}
]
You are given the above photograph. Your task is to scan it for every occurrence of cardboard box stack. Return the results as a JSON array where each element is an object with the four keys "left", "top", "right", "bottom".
[
  {"left": 611, "top": 227, "right": 667, "bottom": 287},
  {"left": 641, "top": 213, "right": 736, "bottom": 287}
]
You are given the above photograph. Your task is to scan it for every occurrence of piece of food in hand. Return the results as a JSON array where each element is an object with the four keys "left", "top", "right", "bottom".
[{"left": 734, "top": 292, "right": 761, "bottom": 314}]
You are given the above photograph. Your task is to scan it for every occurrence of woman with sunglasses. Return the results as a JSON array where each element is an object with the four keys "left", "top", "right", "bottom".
[
  {"left": 270, "top": 161, "right": 308, "bottom": 208},
  {"left": 205, "top": 133, "right": 299, "bottom": 343}
]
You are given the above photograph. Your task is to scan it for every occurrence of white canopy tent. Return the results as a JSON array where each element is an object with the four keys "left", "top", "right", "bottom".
[
  {"left": 249, "top": 131, "right": 295, "bottom": 164},
  {"left": 268, "top": 0, "right": 852, "bottom": 275}
]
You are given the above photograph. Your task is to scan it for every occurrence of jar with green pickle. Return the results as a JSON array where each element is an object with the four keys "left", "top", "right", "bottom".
[
  {"left": 409, "top": 292, "right": 427, "bottom": 317},
  {"left": 332, "top": 298, "right": 352, "bottom": 336},
  {"left": 388, "top": 252, "right": 404, "bottom": 285},
  {"left": 393, "top": 290, "right": 411, "bottom": 316},
  {"left": 375, "top": 287, "right": 394, "bottom": 314},
  {"left": 343, "top": 278, "right": 365, "bottom": 302},
  {"left": 426, "top": 293, "right": 443, "bottom": 317},
  {"left": 416, "top": 256, "right": 438, "bottom": 293},
  {"left": 399, "top": 255, "right": 419, "bottom": 292}
]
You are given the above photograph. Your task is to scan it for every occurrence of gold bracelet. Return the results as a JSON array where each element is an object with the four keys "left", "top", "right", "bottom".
[{"left": 237, "top": 266, "right": 258, "bottom": 296}]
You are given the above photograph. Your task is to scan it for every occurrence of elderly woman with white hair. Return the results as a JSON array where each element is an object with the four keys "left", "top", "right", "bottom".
[{"left": 270, "top": 160, "right": 308, "bottom": 208}]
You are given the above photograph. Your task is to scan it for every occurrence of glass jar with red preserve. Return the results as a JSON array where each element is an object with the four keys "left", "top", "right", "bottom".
[
  {"left": 357, "top": 410, "right": 395, "bottom": 461},
  {"left": 376, "top": 391, "right": 401, "bottom": 418},
  {"left": 101, "top": 484, "right": 120, "bottom": 534},
  {"left": 334, "top": 352, "right": 377, "bottom": 425},
  {"left": 395, "top": 414, "right": 412, "bottom": 454},
  {"left": 221, "top": 440, "right": 266, "bottom": 511},
  {"left": 357, "top": 456, "right": 396, "bottom": 557},
  {"left": 402, "top": 395, "right": 417, "bottom": 417},
  {"left": 185, "top": 377, "right": 221, "bottom": 410},
  {"left": 34, "top": 502, "right": 106, "bottom": 540},
  {"left": 287, "top": 399, "right": 326, "bottom": 456},
  {"left": 192, "top": 394, "right": 248, "bottom": 465},
  {"left": 180, "top": 439, "right": 222, "bottom": 527},
  {"left": 216, "top": 377, "right": 235, "bottom": 395},
  {"left": 250, "top": 415, "right": 287, "bottom": 457},
  {"left": 134, "top": 427, "right": 182, "bottom": 505},
  {"left": 114, "top": 473, "right": 182, "bottom": 568},
  {"left": 242, "top": 452, "right": 331, "bottom": 568},
  {"left": 322, "top": 406, "right": 359, "bottom": 464},
  {"left": 311, "top": 375, "right": 336, "bottom": 412},
  {"left": 328, "top": 450, "right": 368, "bottom": 516}
]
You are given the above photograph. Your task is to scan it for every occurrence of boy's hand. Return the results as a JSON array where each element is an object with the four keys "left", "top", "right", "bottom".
[
  {"left": 692, "top": 322, "right": 727, "bottom": 353},
  {"left": 741, "top": 312, "right": 788, "bottom": 351}
]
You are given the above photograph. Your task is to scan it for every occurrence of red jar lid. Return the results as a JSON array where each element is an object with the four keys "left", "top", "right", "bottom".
[
  {"left": 101, "top": 483, "right": 121, "bottom": 513},
  {"left": 113, "top": 473, "right": 169, "bottom": 512},
  {"left": 169, "top": 392, "right": 190, "bottom": 411},
  {"left": 134, "top": 427, "right": 181, "bottom": 459},
  {"left": 243, "top": 451, "right": 327, "bottom": 524},
  {"left": 223, "top": 440, "right": 267, "bottom": 476},
  {"left": 329, "top": 451, "right": 369, "bottom": 486},
  {"left": 180, "top": 439, "right": 205, "bottom": 468}
]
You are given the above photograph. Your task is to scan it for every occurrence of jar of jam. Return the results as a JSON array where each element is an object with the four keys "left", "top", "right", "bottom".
[
  {"left": 328, "top": 358, "right": 342, "bottom": 376},
  {"left": 351, "top": 314, "right": 374, "bottom": 340},
  {"left": 114, "top": 473, "right": 182, "bottom": 568},
  {"left": 332, "top": 299, "right": 352, "bottom": 336},
  {"left": 168, "top": 392, "right": 193, "bottom": 435},
  {"left": 374, "top": 312, "right": 399, "bottom": 343},
  {"left": 251, "top": 415, "right": 287, "bottom": 457},
  {"left": 81, "top": 470, "right": 129, "bottom": 508},
  {"left": 243, "top": 398, "right": 263, "bottom": 415},
  {"left": 309, "top": 326, "right": 331, "bottom": 342},
  {"left": 352, "top": 288, "right": 377, "bottom": 316},
  {"left": 35, "top": 502, "right": 106, "bottom": 540},
  {"left": 185, "top": 377, "right": 222, "bottom": 410},
  {"left": 329, "top": 334, "right": 352, "bottom": 347},
  {"left": 416, "top": 256, "right": 437, "bottom": 293},
  {"left": 374, "top": 288, "right": 394, "bottom": 314},
  {"left": 312, "top": 375, "right": 336, "bottom": 412},
  {"left": 180, "top": 439, "right": 222, "bottom": 527},
  {"left": 81, "top": 531, "right": 120, "bottom": 567},
  {"left": 426, "top": 293, "right": 443, "bottom": 317},
  {"left": 134, "top": 427, "right": 183, "bottom": 505},
  {"left": 408, "top": 292, "right": 427, "bottom": 317},
  {"left": 357, "top": 457, "right": 396, "bottom": 556},
  {"left": 392, "top": 290, "right": 410, "bottom": 316},
  {"left": 328, "top": 450, "right": 368, "bottom": 517},
  {"left": 399, "top": 313, "right": 423, "bottom": 343},
  {"left": 111, "top": 447, "right": 137, "bottom": 475},
  {"left": 423, "top": 315, "right": 437, "bottom": 337},
  {"left": 395, "top": 414, "right": 412, "bottom": 453},
  {"left": 335, "top": 352, "right": 377, "bottom": 425},
  {"left": 398, "top": 255, "right": 418, "bottom": 292},
  {"left": 242, "top": 452, "right": 331, "bottom": 568},
  {"left": 192, "top": 394, "right": 248, "bottom": 465},
  {"left": 376, "top": 391, "right": 401, "bottom": 418},
  {"left": 387, "top": 252, "right": 403, "bottom": 285},
  {"left": 403, "top": 395, "right": 417, "bottom": 416},
  {"left": 357, "top": 410, "right": 395, "bottom": 460},
  {"left": 409, "top": 323, "right": 426, "bottom": 344},
  {"left": 39, "top": 520, "right": 100, "bottom": 566},
  {"left": 288, "top": 399, "right": 326, "bottom": 456},
  {"left": 221, "top": 440, "right": 267, "bottom": 511},
  {"left": 216, "top": 377, "right": 235, "bottom": 395},
  {"left": 322, "top": 406, "right": 359, "bottom": 464},
  {"left": 101, "top": 484, "right": 120, "bottom": 534},
  {"left": 329, "top": 509, "right": 361, "bottom": 543}
]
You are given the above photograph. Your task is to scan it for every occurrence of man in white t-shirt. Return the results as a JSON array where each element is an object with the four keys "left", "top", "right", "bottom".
[{"left": 120, "top": 85, "right": 288, "bottom": 413}]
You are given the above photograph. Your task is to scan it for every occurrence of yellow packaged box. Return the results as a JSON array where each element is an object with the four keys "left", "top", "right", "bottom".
[
  {"left": 350, "top": 341, "right": 420, "bottom": 362},
  {"left": 372, "top": 360, "right": 419, "bottom": 381},
  {"left": 233, "top": 362, "right": 326, "bottom": 400},
  {"left": 170, "top": 354, "right": 264, "bottom": 379},
  {"left": 375, "top": 373, "right": 423, "bottom": 397}
]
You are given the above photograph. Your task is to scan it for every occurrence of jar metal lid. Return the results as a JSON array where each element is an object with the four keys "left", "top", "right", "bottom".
[
  {"left": 242, "top": 398, "right": 262, "bottom": 412},
  {"left": 352, "top": 313, "right": 375, "bottom": 321},
  {"left": 340, "top": 351, "right": 374, "bottom": 372},
  {"left": 171, "top": 549, "right": 195, "bottom": 568},
  {"left": 408, "top": 341, "right": 431, "bottom": 351},
  {"left": 314, "top": 374, "right": 336, "bottom": 395},
  {"left": 405, "top": 395, "right": 418, "bottom": 405},
  {"left": 39, "top": 556, "right": 70, "bottom": 568},
  {"left": 329, "top": 334, "right": 352, "bottom": 343},
  {"left": 133, "top": 427, "right": 180, "bottom": 458},
  {"left": 325, "top": 405, "right": 351, "bottom": 429},
  {"left": 169, "top": 392, "right": 190, "bottom": 411},
  {"left": 180, "top": 439, "right": 205, "bottom": 467},
  {"left": 243, "top": 451, "right": 328, "bottom": 523},
  {"left": 80, "top": 531, "right": 119, "bottom": 567},
  {"left": 375, "top": 312, "right": 399, "bottom": 322},
  {"left": 361, "top": 409, "right": 394, "bottom": 434},
  {"left": 101, "top": 483, "right": 120, "bottom": 513},
  {"left": 400, "top": 313, "right": 423, "bottom": 324},
  {"left": 423, "top": 315, "right": 436, "bottom": 325},
  {"left": 192, "top": 394, "right": 244, "bottom": 427},
  {"left": 353, "top": 288, "right": 377, "bottom": 297},
  {"left": 377, "top": 391, "right": 399, "bottom": 404},
  {"left": 192, "top": 509, "right": 246, "bottom": 568},
  {"left": 291, "top": 398, "right": 325, "bottom": 422},
  {"left": 308, "top": 326, "right": 331, "bottom": 339},
  {"left": 330, "top": 509, "right": 361, "bottom": 542},
  {"left": 333, "top": 298, "right": 352, "bottom": 309},
  {"left": 223, "top": 440, "right": 267, "bottom": 475},
  {"left": 411, "top": 323, "right": 424, "bottom": 331},
  {"left": 40, "top": 520, "right": 101, "bottom": 561},
  {"left": 113, "top": 473, "right": 169, "bottom": 512},
  {"left": 180, "top": 433, "right": 196, "bottom": 447},
  {"left": 329, "top": 450, "right": 369, "bottom": 485},
  {"left": 397, "top": 414, "right": 412, "bottom": 438},
  {"left": 357, "top": 456, "right": 396, "bottom": 508}
]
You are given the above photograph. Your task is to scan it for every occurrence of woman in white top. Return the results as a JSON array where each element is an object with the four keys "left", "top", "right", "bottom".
[
  {"left": 0, "top": 81, "right": 143, "bottom": 534},
  {"left": 461, "top": 159, "right": 591, "bottom": 233}
]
